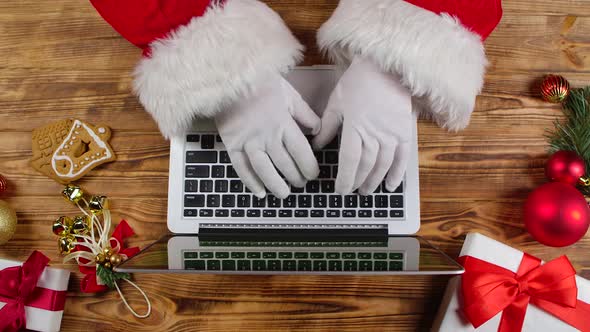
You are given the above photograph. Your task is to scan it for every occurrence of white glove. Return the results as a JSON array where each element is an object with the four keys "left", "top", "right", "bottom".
[
  {"left": 313, "top": 57, "right": 412, "bottom": 195},
  {"left": 215, "top": 74, "right": 321, "bottom": 199}
]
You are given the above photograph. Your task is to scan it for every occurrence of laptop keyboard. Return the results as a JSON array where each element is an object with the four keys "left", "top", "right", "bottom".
[
  {"left": 183, "top": 250, "right": 404, "bottom": 272},
  {"left": 183, "top": 134, "right": 405, "bottom": 220}
]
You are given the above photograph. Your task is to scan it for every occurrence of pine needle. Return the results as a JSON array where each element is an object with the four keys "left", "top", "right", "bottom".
[{"left": 547, "top": 87, "right": 590, "bottom": 195}]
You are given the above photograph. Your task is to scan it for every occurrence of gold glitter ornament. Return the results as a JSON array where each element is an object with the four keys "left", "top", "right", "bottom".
[
  {"left": 0, "top": 200, "right": 17, "bottom": 245},
  {"left": 62, "top": 184, "right": 84, "bottom": 204},
  {"left": 71, "top": 215, "right": 90, "bottom": 234},
  {"left": 53, "top": 216, "right": 72, "bottom": 236},
  {"left": 88, "top": 195, "right": 108, "bottom": 214}
]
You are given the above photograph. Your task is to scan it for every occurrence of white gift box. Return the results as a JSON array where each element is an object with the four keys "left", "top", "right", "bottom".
[
  {"left": 432, "top": 233, "right": 590, "bottom": 332},
  {"left": 0, "top": 258, "right": 70, "bottom": 332}
]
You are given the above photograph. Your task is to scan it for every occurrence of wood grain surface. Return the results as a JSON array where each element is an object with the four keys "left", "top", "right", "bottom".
[{"left": 1, "top": 0, "right": 590, "bottom": 331}]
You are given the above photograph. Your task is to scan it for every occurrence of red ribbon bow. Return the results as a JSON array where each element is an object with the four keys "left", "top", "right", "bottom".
[
  {"left": 459, "top": 254, "right": 590, "bottom": 332},
  {"left": 78, "top": 220, "right": 140, "bottom": 293},
  {"left": 0, "top": 251, "right": 67, "bottom": 332}
]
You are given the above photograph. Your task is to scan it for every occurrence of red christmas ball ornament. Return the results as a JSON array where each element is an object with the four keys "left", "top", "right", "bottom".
[
  {"left": 541, "top": 75, "right": 570, "bottom": 103},
  {"left": 524, "top": 182, "right": 590, "bottom": 247},
  {"left": 545, "top": 150, "right": 586, "bottom": 185}
]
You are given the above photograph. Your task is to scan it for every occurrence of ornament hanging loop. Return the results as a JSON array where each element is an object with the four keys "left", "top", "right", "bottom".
[{"left": 114, "top": 278, "right": 152, "bottom": 318}]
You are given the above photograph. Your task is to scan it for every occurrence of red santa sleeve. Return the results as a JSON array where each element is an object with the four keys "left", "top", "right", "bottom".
[
  {"left": 318, "top": 0, "right": 503, "bottom": 131},
  {"left": 90, "top": 0, "right": 303, "bottom": 138}
]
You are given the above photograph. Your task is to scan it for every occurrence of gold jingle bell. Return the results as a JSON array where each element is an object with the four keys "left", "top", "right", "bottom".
[
  {"left": 58, "top": 234, "right": 76, "bottom": 254},
  {"left": 71, "top": 215, "right": 90, "bottom": 235},
  {"left": 96, "top": 252, "right": 107, "bottom": 264},
  {"left": 52, "top": 216, "right": 72, "bottom": 236},
  {"left": 88, "top": 195, "right": 108, "bottom": 214},
  {"left": 62, "top": 184, "right": 84, "bottom": 204}
]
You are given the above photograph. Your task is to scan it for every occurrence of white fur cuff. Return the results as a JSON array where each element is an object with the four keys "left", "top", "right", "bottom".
[
  {"left": 318, "top": 0, "right": 488, "bottom": 131},
  {"left": 133, "top": 0, "right": 303, "bottom": 139}
]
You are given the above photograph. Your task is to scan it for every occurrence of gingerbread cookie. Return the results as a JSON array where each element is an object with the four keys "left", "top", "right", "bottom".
[{"left": 30, "top": 119, "right": 116, "bottom": 183}]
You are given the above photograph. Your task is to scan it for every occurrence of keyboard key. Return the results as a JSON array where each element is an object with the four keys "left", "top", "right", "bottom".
[
  {"left": 358, "top": 253, "right": 371, "bottom": 259},
  {"left": 358, "top": 210, "right": 372, "bottom": 218},
  {"left": 395, "top": 183, "right": 404, "bottom": 193},
  {"left": 215, "top": 252, "right": 230, "bottom": 259},
  {"left": 199, "top": 209, "right": 214, "bottom": 217},
  {"left": 200, "top": 252, "right": 214, "bottom": 258},
  {"left": 186, "top": 151, "right": 217, "bottom": 163},
  {"left": 333, "top": 166, "right": 339, "bottom": 177},
  {"left": 247, "top": 209, "right": 261, "bottom": 218},
  {"left": 310, "top": 252, "right": 324, "bottom": 259},
  {"left": 220, "top": 151, "right": 231, "bottom": 164},
  {"left": 237, "top": 195, "right": 250, "bottom": 207},
  {"left": 329, "top": 195, "right": 343, "bottom": 208},
  {"left": 201, "top": 135, "right": 215, "bottom": 149},
  {"left": 253, "top": 260, "right": 266, "bottom": 271},
  {"left": 247, "top": 252, "right": 261, "bottom": 258},
  {"left": 326, "top": 252, "right": 340, "bottom": 259},
  {"left": 200, "top": 180, "right": 213, "bottom": 193},
  {"left": 185, "top": 195, "right": 205, "bottom": 207},
  {"left": 282, "top": 260, "right": 296, "bottom": 271},
  {"left": 184, "top": 252, "right": 199, "bottom": 259},
  {"left": 292, "top": 186, "right": 304, "bottom": 193},
  {"left": 306, "top": 181, "right": 320, "bottom": 193},
  {"left": 263, "top": 210, "right": 277, "bottom": 218},
  {"left": 328, "top": 261, "right": 342, "bottom": 271},
  {"left": 237, "top": 260, "right": 251, "bottom": 271},
  {"left": 212, "top": 166, "right": 225, "bottom": 178},
  {"left": 344, "top": 195, "right": 358, "bottom": 208},
  {"left": 344, "top": 261, "right": 358, "bottom": 271},
  {"left": 187, "top": 135, "right": 200, "bottom": 143},
  {"left": 314, "top": 151, "right": 324, "bottom": 164},
  {"left": 222, "top": 195, "right": 235, "bottom": 207},
  {"left": 311, "top": 210, "right": 324, "bottom": 218},
  {"left": 389, "top": 261, "right": 403, "bottom": 271},
  {"left": 283, "top": 196, "right": 296, "bottom": 208},
  {"left": 375, "top": 195, "right": 388, "bottom": 208},
  {"left": 268, "top": 195, "right": 281, "bottom": 208},
  {"left": 295, "top": 210, "right": 308, "bottom": 218},
  {"left": 374, "top": 261, "right": 388, "bottom": 271},
  {"left": 313, "top": 261, "right": 327, "bottom": 271},
  {"left": 216, "top": 135, "right": 222, "bottom": 142},
  {"left": 230, "top": 180, "right": 243, "bottom": 193},
  {"left": 231, "top": 210, "right": 245, "bottom": 217},
  {"left": 253, "top": 197, "right": 266, "bottom": 207},
  {"left": 360, "top": 196, "right": 373, "bottom": 208},
  {"left": 222, "top": 260, "right": 236, "bottom": 271},
  {"left": 390, "top": 210, "right": 404, "bottom": 218},
  {"left": 321, "top": 181, "right": 335, "bottom": 193},
  {"left": 319, "top": 166, "right": 331, "bottom": 179},
  {"left": 325, "top": 151, "right": 338, "bottom": 164},
  {"left": 326, "top": 137, "right": 339, "bottom": 149},
  {"left": 227, "top": 166, "right": 239, "bottom": 178},
  {"left": 297, "top": 260, "right": 312, "bottom": 271},
  {"left": 215, "top": 180, "right": 229, "bottom": 192},
  {"left": 185, "top": 260, "right": 206, "bottom": 270},
  {"left": 279, "top": 210, "right": 293, "bottom": 218},
  {"left": 186, "top": 166, "right": 210, "bottom": 178},
  {"left": 185, "top": 180, "right": 198, "bottom": 193},
  {"left": 390, "top": 195, "right": 403, "bottom": 208},
  {"left": 231, "top": 252, "right": 245, "bottom": 258},
  {"left": 184, "top": 209, "right": 198, "bottom": 217},
  {"left": 374, "top": 210, "right": 387, "bottom": 218},
  {"left": 327, "top": 210, "right": 340, "bottom": 218},
  {"left": 313, "top": 195, "right": 327, "bottom": 208},
  {"left": 390, "top": 253, "right": 404, "bottom": 260},
  {"left": 268, "top": 260, "right": 281, "bottom": 271},
  {"left": 298, "top": 195, "right": 312, "bottom": 207},
  {"left": 359, "top": 261, "right": 373, "bottom": 271},
  {"left": 294, "top": 252, "right": 308, "bottom": 259},
  {"left": 279, "top": 252, "right": 293, "bottom": 259},
  {"left": 207, "top": 195, "right": 220, "bottom": 207},
  {"left": 374, "top": 253, "right": 387, "bottom": 260},
  {"left": 263, "top": 252, "right": 277, "bottom": 259},
  {"left": 215, "top": 209, "right": 230, "bottom": 217},
  {"left": 343, "top": 253, "right": 356, "bottom": 259},
  {"left": 343, "top": 210, "right": 356, "bottom": 218}
]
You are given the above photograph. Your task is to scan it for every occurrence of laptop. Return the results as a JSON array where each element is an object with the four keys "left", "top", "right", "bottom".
[{"left": 115, "top": 66, "right": 463, "bottom": 275}]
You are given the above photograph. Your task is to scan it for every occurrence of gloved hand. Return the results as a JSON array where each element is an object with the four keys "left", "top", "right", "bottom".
[
  {"left": 313, "top": 56, "right": 413, "bottom": 195},
  {"left": 215, "top": 74, "right": 321, "bottom": 199}
]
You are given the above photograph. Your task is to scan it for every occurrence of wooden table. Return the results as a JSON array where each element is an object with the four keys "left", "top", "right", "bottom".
[{"left": 1, "top": 1, "right": 589, "bottom": 331}]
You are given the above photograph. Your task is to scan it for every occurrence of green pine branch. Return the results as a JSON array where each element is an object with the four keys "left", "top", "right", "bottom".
[
  {"left": 547, "top": 87, "right": 590, "bottom": 195},
  {"left": 96, "top": 264, "right": 131, "bottom": 289}
]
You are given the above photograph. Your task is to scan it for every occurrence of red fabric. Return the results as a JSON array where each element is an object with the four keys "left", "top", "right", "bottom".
[
  {"left": 90, "top": 0, "right": 214, "bottom": 55},
  {"left": 459, "top": 254, "right": 590, "bottom": 332},
  {"left": 404, "top": 0, "right": 503, "bottom": 40},
  {"left": 0, "top": 251, "right": 67, "bottom": 332}
]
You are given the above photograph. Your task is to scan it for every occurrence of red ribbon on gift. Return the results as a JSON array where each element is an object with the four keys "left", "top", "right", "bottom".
[
  {"left": 459, "top": 254, "right": 590, "bottom": 332},
  {"left": 78, "top": 220, "right": 140, "bottom": 293},
  {"left": 0, "top": 251, "right": 67, "bottom": 332}
]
